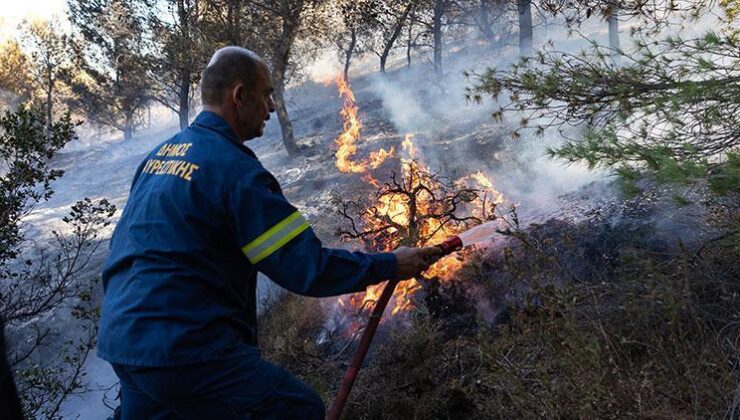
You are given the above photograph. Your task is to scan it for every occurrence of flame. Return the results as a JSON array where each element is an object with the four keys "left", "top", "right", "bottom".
[
  {"left": 331, "top": 78, "right": 505, "bottom": 316},
  {"left": 391, "top": 279, "right": 423, "bottom": 315},
  {"left": 334, "top": 75, "right": 394, "bottom": 173},
  {"left": 352, "top": 134, "right": 488, "bottom": 312},
  {"left": 469, "top": 170, "right": 493, "bottom": 189},
  {"left": 465, "top": 171, "right": 504, "bottom": 205}
]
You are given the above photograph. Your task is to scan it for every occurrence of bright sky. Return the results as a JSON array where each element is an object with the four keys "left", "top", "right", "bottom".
[{"left": 0, "top": 0, "right": 68, "bottom": 40}]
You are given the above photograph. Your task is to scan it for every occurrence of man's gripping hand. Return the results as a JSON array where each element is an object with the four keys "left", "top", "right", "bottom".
[{"left": 392, "top": 246, "right": 444, "bottom": 280}]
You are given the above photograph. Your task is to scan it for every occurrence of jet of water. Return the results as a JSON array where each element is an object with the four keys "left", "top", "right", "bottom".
[{"left": 458, "top": 221, "right": 498, "bottom": 247}]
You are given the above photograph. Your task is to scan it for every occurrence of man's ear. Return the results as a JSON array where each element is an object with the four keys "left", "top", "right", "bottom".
[{"left": 232, "top": 83, "right": 245, "bottom": 106}]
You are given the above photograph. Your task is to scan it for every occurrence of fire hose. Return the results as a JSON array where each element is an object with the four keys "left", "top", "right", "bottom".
[{"left": 327, "top": 235, "right": 463, "bottom": 420}]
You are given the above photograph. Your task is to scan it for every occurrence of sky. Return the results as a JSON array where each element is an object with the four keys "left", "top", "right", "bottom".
[{"left": 0, "top": 0, "right": 68, "bottom": 40}]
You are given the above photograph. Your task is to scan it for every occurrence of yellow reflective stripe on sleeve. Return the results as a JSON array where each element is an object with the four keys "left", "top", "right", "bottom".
[{"left": 242, "top": 211, "right": 310, "bottom": 264}]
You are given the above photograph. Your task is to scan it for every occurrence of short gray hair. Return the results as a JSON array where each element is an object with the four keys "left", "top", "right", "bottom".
[{"left": 200, "top": 47, "right": 265, "bottom": 106}]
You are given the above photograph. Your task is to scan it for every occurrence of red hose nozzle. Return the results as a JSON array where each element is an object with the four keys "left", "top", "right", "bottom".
[{"left": 436, "top": 235, "right": 463, "bottom": 255}]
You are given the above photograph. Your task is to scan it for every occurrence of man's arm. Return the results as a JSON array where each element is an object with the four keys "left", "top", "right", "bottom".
[{"left": 226, "top": 166, "right": 440, "bottom": 297}]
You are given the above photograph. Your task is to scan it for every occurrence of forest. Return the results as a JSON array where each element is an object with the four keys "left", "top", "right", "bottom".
[{"left": 0, "top": 0, "right": 738, "bottom": 418}]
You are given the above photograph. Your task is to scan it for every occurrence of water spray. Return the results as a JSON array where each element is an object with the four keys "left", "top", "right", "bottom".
[{"left": 327, "top": 221, "right": 498, "bottom": 420}]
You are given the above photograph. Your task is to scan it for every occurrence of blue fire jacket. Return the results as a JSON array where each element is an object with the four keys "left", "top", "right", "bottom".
[{"left": 98, "top": 111, "right": 397, "bottom": 367}]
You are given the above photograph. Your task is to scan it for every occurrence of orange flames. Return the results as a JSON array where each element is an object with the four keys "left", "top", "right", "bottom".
[
  {"left": 332, "top": 76, "right": 504, "bottom": 315},
  {"left": 334, "top": 76, "right": 394, "bottom": 173}
]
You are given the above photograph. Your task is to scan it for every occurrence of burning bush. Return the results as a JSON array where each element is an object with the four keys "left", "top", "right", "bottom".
[{"left": 332, "top": 133, "right": 502, "bottom": 318}]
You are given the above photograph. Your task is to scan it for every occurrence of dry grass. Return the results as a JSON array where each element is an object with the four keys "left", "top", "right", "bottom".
[{"left": 259, "top": 212, "right": 740, "bottom": 419}]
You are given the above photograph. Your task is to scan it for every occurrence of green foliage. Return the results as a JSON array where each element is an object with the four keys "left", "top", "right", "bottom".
[
  {"left": 0, "top": 106, "right": 74, "bottom": 267},
  {"left": 0, "top": 40, "right": 34, "bottom": 109},
  {"left": 0, "top": 106, "right": 116, "bottom": 418},
  {"left": 721, "top": 0, "right": 740, "bottom": 21},
  {"left": 67, "top": 0, "right": 154, "bottom": 138},
  {"left": 14, "top": 198, "right": 116, "bottom": 419},
  {"left": 470, "top": 29, "right": 740, "bottom": 197},
  {"left": 709, "top": 151, "right": 740, "bottom": 195},
  {"left": 19, "top": 17, "right": 77, "bottom": 122}
]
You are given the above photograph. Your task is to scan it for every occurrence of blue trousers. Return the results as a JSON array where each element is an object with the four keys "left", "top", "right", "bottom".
[{"left": 111, "top": 355, "right": 325, "bottom": 419}]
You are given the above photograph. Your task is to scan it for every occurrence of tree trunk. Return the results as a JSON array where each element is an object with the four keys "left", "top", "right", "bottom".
[
  {"left": 272, "top": 12, "right": 301, "bottom": 157},
  {"left": 478, "top": 0, "right": 495, "bottom": 41},
  {"left": 227, "top": 0, "right": 242, "bottom": 45},
  {"left": 178, "top": 72, "right": 190, "bottom": 129},
  {"left": 272, "top": 80, "right": 298, "bottom": 157},
  {"left": 517, "top": 0, "right": 532, "bottom": 56},
  {"left": 123, "top": 114, "right": 134, "bottom": 140},
  {"left": 432, "top": 0, "right": 445, "bottom": 79},
  {"left": 233, "top": 0, "right": 241, "bottom": 45},
  {"left": 608, "top": 10, "right": 620, "bottom": 51},
  {"left": 343, "top": 28, "right": 356, "bottom": 83},
  {"left": 45, "top": 71, "right": 53, "bottom": 142},
  {"left": 380, "top": 2, "right": 414, "bottom": 73},
  {"left": 177, "top": 0, "right": 191, "bottom": 129},
  {"left": 406, "top": 21, "right": 413, "bottom": 68}
]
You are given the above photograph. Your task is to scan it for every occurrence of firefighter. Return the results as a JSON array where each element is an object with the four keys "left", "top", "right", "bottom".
[{"left": 97, "top": 47, "right": 442, "bottom": 419}]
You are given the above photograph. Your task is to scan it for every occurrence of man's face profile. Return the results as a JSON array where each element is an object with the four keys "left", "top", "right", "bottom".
[{"left": 236, "top": 64, "right": 275, "bottom": 141}]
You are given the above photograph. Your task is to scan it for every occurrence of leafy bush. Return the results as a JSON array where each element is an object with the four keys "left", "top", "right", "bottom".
[{"left": 0, "top": 106, "right": 117, "bottom": 418}]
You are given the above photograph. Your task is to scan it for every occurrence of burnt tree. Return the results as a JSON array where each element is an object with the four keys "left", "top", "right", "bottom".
[{"left": 337, "top": 162, "right": 495, "bottom": 251}]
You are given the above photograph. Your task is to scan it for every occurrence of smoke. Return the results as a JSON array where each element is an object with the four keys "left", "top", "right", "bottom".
[
  {"left": 355, "top": 21, "right": 606, "bottom": 222},
  {"left": 305, "top": 49, "right": 343, "bottom": 84},
  {"left": 368, "top": 77, "right": 436, "bottom": 134},
  {"left": 353, "top": 6, "right": 725, "bottom": 226}
]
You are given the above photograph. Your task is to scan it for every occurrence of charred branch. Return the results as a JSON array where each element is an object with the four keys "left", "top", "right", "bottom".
[{"left": 337, "top": 161, "right": 496, "bottom": 252}]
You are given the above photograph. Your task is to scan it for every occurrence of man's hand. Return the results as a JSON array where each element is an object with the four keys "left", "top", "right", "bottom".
[{"left": 392, "top": 246, "right": 444, "bottom": 280}]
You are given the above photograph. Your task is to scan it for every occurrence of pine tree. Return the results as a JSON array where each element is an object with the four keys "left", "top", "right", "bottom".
[
  {"left": 469, "top": 6, "right": 739, "bottom": 196},
  {"left": 333, "top": 0, "right": 380, "bottom": 82},
  {"left": 248, "top": 0, "right": 332, "bottom": 157},
  {"left": 146, "top": 0, "right": 209, "bottom": 129},
  {"left": 67, "top": 0, "right": 154, "bottom": 140},
  {"left": 19, "top": 18, "right": 76, "bottom": 140}
]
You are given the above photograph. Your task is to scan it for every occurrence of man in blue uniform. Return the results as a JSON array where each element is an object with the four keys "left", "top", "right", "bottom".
[{"left": 98, "top": 47, "right": 441, "bottom": 419}]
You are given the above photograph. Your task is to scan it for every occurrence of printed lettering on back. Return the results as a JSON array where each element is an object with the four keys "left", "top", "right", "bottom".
[{"left": 141, "top": 143, "right": 200, "bottom": 182}]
